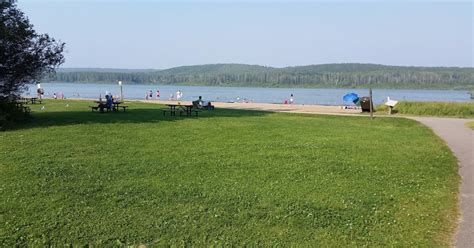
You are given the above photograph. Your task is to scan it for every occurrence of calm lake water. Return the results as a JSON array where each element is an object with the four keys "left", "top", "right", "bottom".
[{"left": 26, "top": 82, "right": 473, "bottom": 106}]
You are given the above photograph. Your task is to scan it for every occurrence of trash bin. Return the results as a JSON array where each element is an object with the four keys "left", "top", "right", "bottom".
[{"left": 360, "top": 97, "right": 373, "bottom": 112}]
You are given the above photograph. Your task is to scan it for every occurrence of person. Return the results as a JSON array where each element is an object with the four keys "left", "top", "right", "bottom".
[
  {"left": 53, "top": 93, "right": 57, "bottom": 99},
  {"left": 149, "top": 90, "right": 153, "bottom": 99},
  {"left": 193, "top": 96, "right": 203, "bottom": 108},
  {"left": 289, "top": 94, "right": 294, "bottom": 104},
  {"left": 145, "top": 91, "right": 149, "bottom": 100},
  {"left": 106, "top": 94, "right": 113, "bottom": 106},
  {"left": 156, "top": 90, "right": 160, "bottom": 99},
  {"left": 105, "top": 94, "right": 113, "bottom": 110},
  {"left": 193, "top": 96, "right": 214, "bottom": 110},
  {"left": 176, "top": 90, "right": 182, "bottom": 101},
  {"left": 37, "top": 88, "right": 44, "bottom": 99}
]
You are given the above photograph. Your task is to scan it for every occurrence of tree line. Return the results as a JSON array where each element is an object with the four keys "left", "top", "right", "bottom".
[{"left": 49, "top": 63, "right": 474, "bottom": 89}]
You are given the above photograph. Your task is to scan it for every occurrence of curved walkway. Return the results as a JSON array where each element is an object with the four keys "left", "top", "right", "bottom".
[{"left": 410, "top": 117, "right": 473, "bottom": 247}]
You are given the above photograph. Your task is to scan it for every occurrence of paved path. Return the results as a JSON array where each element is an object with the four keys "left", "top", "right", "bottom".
[{"left": 409, "top": 117, "right": 473, "bottom": 247}]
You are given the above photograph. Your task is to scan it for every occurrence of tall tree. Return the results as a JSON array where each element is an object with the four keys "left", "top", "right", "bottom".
[{"left": 0, "top": 1, "right": 65, "bottom": 98}]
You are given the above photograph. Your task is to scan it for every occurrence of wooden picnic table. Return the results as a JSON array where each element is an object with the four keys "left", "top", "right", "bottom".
[
  {"left": 92, "top": 100, "right": 127, "bottom": 112},
  {"left": 164, "top": 104, "right": 198, "bottom": 116},
  {"left": 22, "top": 97, "right": 41, "bottom": 104}
]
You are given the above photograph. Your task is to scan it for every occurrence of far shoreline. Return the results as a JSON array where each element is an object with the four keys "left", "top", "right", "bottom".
[{"left": 36, "top": 81, "right": 474, "bottom": 91}]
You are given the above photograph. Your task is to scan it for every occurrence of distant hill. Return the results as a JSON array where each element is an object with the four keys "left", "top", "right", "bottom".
[
  {"left": 50, "top": 63, "right": 474, "bottom": 89},
  {"left": 57, "top": 68, "right": 158, "bottom": 73}
]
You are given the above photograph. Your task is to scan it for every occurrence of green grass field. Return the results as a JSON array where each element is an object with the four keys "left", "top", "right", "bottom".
[
  {"left": 0, "top": 100, "right": 459, "bottom": 246},
  {"left": 376, "top": 101, "right": 474, "bottom": 118},
  {"left": 467, "top": 121, "right": 474, "bottom": 130}
]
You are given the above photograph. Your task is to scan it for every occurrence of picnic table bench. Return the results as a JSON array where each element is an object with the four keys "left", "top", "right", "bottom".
[
  {"left": 163, "top": 104, "right": 199, "bottom": 116},
  {"left": 90, "top": 101, "right": 127, "bottom": 113},
  {"left": 117, "top": 105, "right": 128, "bottom": 112},
  {"left": 22, "top": 97, "right": 42, "bottom": 104}
]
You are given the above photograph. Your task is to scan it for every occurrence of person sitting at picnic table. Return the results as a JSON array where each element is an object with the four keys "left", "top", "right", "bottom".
[
  {"left": 193, "top": 96, "right": 214, "bottom": 110},
  {"left": 103, "top": 94, "right": 113, "bottom": 111}
]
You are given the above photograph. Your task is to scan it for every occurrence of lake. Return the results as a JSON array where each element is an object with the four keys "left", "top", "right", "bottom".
[{"left": 26, "top": 82, "right": 473, "bottom": 106}]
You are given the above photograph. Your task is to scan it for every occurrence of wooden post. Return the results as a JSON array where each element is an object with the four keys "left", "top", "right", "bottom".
[{"left": 369, "top": 88, "right": 374, "bottom": 119}]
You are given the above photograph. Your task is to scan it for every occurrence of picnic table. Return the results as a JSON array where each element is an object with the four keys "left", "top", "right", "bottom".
[
  {"left": 14, "top": 101, "right": 31, "bottom": 113},
  {"left": 163, "top": 104, "right": 199, "bottom": 116},
  {"left": 91, "top": 100, "right": 128, "bottom": 112},
  {"left": 21, "top": 97, "right": 41, "bottom": 104}
]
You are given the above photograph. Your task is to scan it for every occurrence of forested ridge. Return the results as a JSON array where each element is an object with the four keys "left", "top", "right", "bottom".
[{"left": 50, "top": 63, "right": 474, "bottom": 89}]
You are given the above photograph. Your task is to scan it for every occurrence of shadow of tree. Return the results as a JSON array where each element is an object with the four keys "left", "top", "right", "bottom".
[{"left": 9, "top": 107, "right": 270, "bottom": 131}]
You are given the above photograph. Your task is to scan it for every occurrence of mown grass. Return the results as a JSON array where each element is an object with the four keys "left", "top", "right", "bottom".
[
  {"left": 467, "top": 121, "right": 474, "bottom": 130},
  {"left": 0, "top": 99, "right": 459, "bottom": 246},
  {"left": 376, "top": 101, "right": 474, "bottom": 118}
]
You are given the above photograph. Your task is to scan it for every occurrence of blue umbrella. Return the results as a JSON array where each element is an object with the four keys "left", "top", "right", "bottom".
[{"left": 343, "top": 93, "right": 359, "bottom": 103}]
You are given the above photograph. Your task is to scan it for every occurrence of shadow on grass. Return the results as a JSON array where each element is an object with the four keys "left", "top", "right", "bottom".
[{"left": 8, "top": 107, "right": 270, "bottom": 131}]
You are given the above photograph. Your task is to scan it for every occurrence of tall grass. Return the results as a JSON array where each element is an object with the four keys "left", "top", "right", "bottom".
[{"left": 376, "top": 101, "right": 474, "bottom": 118}]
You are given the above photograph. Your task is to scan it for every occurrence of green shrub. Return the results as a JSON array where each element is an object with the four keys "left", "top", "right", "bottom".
[{"left": 0, "top": 99, "right": 29, "bottom": 131}]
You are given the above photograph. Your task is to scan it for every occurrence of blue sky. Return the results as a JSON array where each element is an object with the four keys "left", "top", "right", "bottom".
[{"left": 18, "top": 0, "right": 473, "bottom": 69}]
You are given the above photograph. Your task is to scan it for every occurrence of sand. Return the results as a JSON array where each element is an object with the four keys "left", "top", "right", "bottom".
[{"left": 140, "top": 99, "right": 363, "bottom": 116}]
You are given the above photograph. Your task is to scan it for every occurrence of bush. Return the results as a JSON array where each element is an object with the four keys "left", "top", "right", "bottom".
[{"left": 0, "top": 98, "right": 29, "bottom": 131}]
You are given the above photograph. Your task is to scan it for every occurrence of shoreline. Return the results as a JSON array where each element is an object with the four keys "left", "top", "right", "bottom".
[
  {"left": 141, "top": 99, "right": 363, "bottom": 115},
  {"left": 52, "top": 97, "right": 364, "bottom": 115}
]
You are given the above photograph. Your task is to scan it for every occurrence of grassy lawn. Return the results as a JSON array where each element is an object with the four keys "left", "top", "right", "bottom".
[
  {"left": 376, "top": 101, "right": 474, "bottom": 118},
  {"left": 0, "top": 100, "right": 459, "bottom": 246},
  {"left": 467, "top": 121, "right": 474, "bottom": 130}
]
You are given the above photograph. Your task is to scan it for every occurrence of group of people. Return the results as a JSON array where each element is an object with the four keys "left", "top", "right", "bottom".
[
  {"left": 52, "top": 92, "right": 65, "bottom": 99},
  {"left": 146, "top": 90, "right": 160, "bottom": 100},
  {"left": 170, "top": 90, "right": 183, "bottom": 101},
  {"left": 193, "top": 96, "right": 214, "bottom": 110},
  {"left": 284, "top": 94, "right": 295, "bottom": 104},
  {"left": 145, "top": 90, "right": 184, "bottom": 101},
  {"left": 36, "top": 85, "right": 68, "bottom": 100}
]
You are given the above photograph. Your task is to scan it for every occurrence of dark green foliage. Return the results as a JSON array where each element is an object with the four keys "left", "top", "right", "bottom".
[
  {"left": 0, "top": 98, "right": 29, "bottom": 131},
  {"left": 0, "top": 1, "right": 64, "bottom": 127},
  {"left": 51, "top": 63, "right": 474, "bottom": 89},
  {"left": 0, "top": 1, "right": 65, "bottom": 97}
]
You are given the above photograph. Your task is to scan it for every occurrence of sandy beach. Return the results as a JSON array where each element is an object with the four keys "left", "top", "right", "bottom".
[
  {"left": 60, "top": 97, "right": 364, "bottom": 116},
  {"left": 139, "top": 99, "right": 364, "bottom": 116}
]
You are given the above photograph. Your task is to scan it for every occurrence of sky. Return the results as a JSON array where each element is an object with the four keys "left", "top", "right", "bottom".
[{"left": 17, "top": 0, "right": 473, "bottom": 69}]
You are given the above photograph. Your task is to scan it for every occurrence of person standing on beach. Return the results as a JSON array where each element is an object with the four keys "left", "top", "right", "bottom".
[
  {"left": 290, "top": 94, "right": 294, "bottom": 104},
  {"left": 176, "top": 90, "right": 182, "bottom": 101},
  {"left": 156, "top": 90, "right": 160, "bottom": 99}
]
